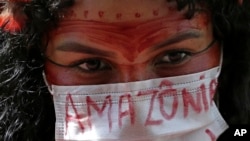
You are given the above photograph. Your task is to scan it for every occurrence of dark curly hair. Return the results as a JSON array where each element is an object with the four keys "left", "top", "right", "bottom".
[{"left": 0, "top": 0, "right": 250, "bottom": 141}]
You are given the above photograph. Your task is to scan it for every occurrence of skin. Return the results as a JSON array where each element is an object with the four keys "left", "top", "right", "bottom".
[{"left": 44, "top": 0, "right": 220, "bottom": 85}]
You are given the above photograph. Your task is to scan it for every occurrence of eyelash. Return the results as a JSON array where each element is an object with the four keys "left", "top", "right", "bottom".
[
  {"left": 74, "top": 58, "right": 112, "bottom": 73},
  {"left": 154, "top": 50, "right": 192, "bottom": 66}
]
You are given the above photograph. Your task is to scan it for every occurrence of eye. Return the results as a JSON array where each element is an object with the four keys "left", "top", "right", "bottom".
[
  {"left": 77, "top": 58, "right": 111, "bottom": 72},
  {"left": 155, "top": 51, "right": 191, "bottom": 65}
]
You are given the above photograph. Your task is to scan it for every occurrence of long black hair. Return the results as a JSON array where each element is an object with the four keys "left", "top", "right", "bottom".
[{"left": 0, "top": 0, "right": 250, "bottom": 140}]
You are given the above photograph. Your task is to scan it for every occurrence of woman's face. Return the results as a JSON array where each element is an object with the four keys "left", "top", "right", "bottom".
[{"left": 44, "top": 0, "right": 220, "bottom": 85}]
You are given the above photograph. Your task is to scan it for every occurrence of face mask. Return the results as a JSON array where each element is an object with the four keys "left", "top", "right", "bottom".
[{"left": 43, "top": 66, "right": 228, "bottom": 141}]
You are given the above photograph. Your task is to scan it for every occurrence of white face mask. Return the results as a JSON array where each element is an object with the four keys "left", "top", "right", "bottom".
[{"left": 44, "top": 66, "right": 228, "bottom": 141}]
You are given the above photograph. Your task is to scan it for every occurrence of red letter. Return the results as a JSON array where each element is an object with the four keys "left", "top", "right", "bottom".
[
  {"left": 137, "top": 89, "right": 162, "bottom": 126},
  {"left": 87, "top": 95, "right": 112, "bottom": 131},
  {"left": 158, "top": 88, "right": 178, "bottom": 120},
  {"left": 200, "top": 83, "right": 209, "bottom": 111},
  {"left": 199, "top": 75, "right": 209, "bottom": 111},
  {"left": 205, "top": 129, "right": 216, "bottom": 141},
  {"left": 158, "top": 80, "right": 178, "bottom": 120},
  {"left": 65, "top": 94, "right": 86, "bottom": 134},
  {"left": 182, "top": 88, "right": 202, "bottom": 117},
  {"left": 119, "top": 94, "right": 135, "bottom": 128}
]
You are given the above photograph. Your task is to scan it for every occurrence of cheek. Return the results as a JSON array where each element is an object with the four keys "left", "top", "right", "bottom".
[
  {"left": 182, "top": 44, "right": 221, "bottom": 73},
  {"left": 44, "top": 62, "right": 74, "bottom": 85}
]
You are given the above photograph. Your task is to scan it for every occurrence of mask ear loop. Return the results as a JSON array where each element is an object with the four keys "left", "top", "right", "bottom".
[
  {"left": 42, "top": 71, "right": 54, "bottom": 95},
  {"left": 214, "top": 42, "right": 223, "bottom": 109},
  {"left": 216, "top": 43, "right": 223, "bottom": 77},
  {"left": 189, "top": 39, "right": 223, "bottom": 107}
]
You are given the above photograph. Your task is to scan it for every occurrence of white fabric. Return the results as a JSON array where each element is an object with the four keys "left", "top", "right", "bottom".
[{"left": 45, "top": 66, "right": 228, "bottom": 141}]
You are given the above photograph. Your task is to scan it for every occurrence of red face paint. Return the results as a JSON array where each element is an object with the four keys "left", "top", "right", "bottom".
[
  {"left": 49, "top": 12, "right": 209, "bottom": 61},
  {"left": 44, "top": 0, "right": 219, "bottom": 85},
  {"left": 98, "top": 11, "right": 104, "bottom": 18},
  {"left": 84, "top": 10, "right": 89, "bottom": 18},
  {"left": 135, "top": 12, "right": 141, "bottom": 18},
  {"left": 64, "top": 10, "right": 77, "bottom": 19},
  {"left": 153, "top": 10, "right": 159, "bottom": 16},
  {"left": 116, "top": 13, "right": 122, "bottom": 20}
]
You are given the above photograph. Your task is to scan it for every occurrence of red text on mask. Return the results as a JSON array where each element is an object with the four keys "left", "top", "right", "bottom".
[{"left": 64, "top": 78, "right": 217, "bottom": 133}]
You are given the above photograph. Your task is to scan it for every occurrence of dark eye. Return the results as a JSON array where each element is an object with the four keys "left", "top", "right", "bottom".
[
  {"left": 77, "top": 59, "right": 111, "bottom": 72},
  {"left": 155, "top": 51, "right": 191, "bottom": 65}
]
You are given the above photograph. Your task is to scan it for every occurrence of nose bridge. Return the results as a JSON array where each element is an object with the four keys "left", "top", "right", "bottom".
[{"left": 118, "top": 64, "right": 151, "bottom": 82}]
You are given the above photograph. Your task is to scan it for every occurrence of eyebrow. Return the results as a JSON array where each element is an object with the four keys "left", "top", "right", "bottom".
[
  {"left": 151, "top": 31, "right": 202, "bottom": 51},
  {"left": 56, "top": 42, "right": 115, "bottom": 57}
]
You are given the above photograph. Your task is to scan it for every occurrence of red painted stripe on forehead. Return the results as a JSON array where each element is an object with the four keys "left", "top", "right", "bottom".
[{"left": 53, "top": 15, "right": 195, "bottom": 34}]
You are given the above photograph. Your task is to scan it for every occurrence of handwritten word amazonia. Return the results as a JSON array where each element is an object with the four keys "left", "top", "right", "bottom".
[{"left": 64, "top": 78, "right": 217, "bottom": 133}]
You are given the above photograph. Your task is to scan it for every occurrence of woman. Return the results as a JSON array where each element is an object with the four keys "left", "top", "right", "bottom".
[{"left": 0, "top": 0, "right": 249, "bottom": 140}]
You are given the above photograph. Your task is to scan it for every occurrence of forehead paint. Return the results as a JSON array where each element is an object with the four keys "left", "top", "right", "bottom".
[
  {"left": 63, "top": 7, "right": 178, "bottom": 21},
  {"left": 53, "top": 13, "right": 209, "bottom": 44},
  {"left": 62, "top": 9, "right": 167, "bottom": 20},
  {"left": 116, "top": 13, "right": 122, "bottom": 20},
  {"left": 63, "top": 9, "right": 169, "bottom": 20},
  {"left": 98, "top": 11, "right": 105, "bottom": 18},
  {"left": 63, "top": 9, "right": 164, "bottom": 20},
  {"left": 60, "top": 0, "right": 180, "bottom": 22},
  {"left": 50, "top": 0, "right": 211, "bottom": 62},
  {"left": 153, "top": 10, "right": 159, "bottom": 16}
]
